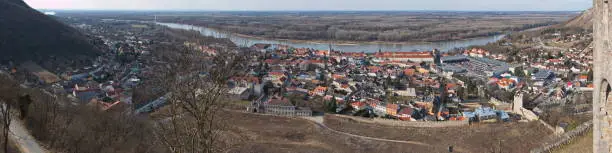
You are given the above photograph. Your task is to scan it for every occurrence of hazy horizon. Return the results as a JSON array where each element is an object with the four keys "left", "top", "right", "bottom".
[{"left": 25, "top": 0, "right": 592, "bottom": 12}]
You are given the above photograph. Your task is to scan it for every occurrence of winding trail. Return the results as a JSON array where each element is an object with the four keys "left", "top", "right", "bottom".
[
  {"left": 231, "top": 110, "right": 433, "bottom": 146},
  {"left": 302, "top": 116, "right": 431, "bottom": 146}
]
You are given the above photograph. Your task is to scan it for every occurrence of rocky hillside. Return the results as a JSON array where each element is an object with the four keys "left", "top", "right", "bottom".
[
  {"left": 0, "top": 0, "right": 102, "bottom": 70},
  {"left": 564, "top": 8, "right": 593, "bottom": 29}
]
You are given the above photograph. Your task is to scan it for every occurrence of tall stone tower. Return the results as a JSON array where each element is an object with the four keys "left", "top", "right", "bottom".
[
  {"left": 594, "top": 0, "right": 612, "bottom": 152},
  {"left": 513, "top": 92, "right": 523, "bottom": 113}
]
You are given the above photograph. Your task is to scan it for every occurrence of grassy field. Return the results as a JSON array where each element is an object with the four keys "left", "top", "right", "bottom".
[
  {"left": 324, "top": 115, "right": 554, "bottom": 153},
  {"left": 218, "top": 111, "right": 448, "bottom": 153}
]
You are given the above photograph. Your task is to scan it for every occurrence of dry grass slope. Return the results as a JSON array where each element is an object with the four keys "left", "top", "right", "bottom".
[
  {"left": 552, "top": 130, "right": 593, "bottom": 153},
  {"left": 324, "top": 115, "right": 554, "bottom": 153},
  {"left": 218, "top": 111, "right": 449, "bottom": 153},
  {"left": 564, "top": 8, "right": 593, "bottom": 29}
]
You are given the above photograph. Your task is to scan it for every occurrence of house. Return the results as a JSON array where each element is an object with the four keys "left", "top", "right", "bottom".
[
  {"left": 474, "top": 107, "right": 497, "bottom": 121},
  {"left": 404, "top": 68, "right": 416, "bottom": 76},
  {"left": 264, "top": 98, "right": 295, "bottom": 116},
  {"left": 532, "top": 70, "right": 554, "bottom": 81},
  {"left": 200, "top": 46, "right": 217, "bottom": 56},
  {"left": 228, "top": 87, "right": 250, "bottom": 100},
  {"left": 314, "top": 50, "right": 330, "bottom": 56},
  {"left": 417, "top": 68, "right": 429, "bottom": 74},
  {"left": 372, "top": 102, "right": 387, "bottom": 116},
  {"left": 395, "top": 88, "right": 416, "bottom": 97},
  {"left": 463, "top": 48, "right": 490, "bottom": 58},
  {"left": 533, "top": 81, "right": 546, "bottom": 87},
  {"left": 230, "top": 76, "right": 260, "bottom": 88},
  {"left": 496, "top": 78, "right": 517, "bottom": 90},
  {"left": 398, "top": 107, "right": 415, "bottom": 121},
  {"left": 386, "top": 104, "right": 399, "bottom": 116},
  {"left": 311, "top": 86, "right": 327, "bottom": 96},
  {"left": 579, "top": 75, "right": 588, "bottom": 82},
  {"left": 351, "top": 102, "right": 366, "bottom": 111}
]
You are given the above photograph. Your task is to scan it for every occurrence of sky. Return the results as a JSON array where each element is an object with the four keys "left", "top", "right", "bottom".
[{"left": 25, "top": 0, "right": 592, "bottom": 11}]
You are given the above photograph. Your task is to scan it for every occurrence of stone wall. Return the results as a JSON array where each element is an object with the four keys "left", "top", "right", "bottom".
[
  {"left": 593, "top": 0, "right": 612, "bottom": 152},
  {"left": 328, "top": 114, "right": 469, "bottom": 128},
  {"left": 530, "top": 120, "right": 593, "bottom": 153}
]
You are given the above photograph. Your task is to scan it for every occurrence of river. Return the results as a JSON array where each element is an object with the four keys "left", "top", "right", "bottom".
[{"left": 157, "top": 22, "right": 505, "bottom": 52}]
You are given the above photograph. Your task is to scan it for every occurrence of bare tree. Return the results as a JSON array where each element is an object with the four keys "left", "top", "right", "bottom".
[
  {"left": 0, "top": 74, "right": 19, "bottom": 153},
  {"left": 152, "top": 45, "right": 248, "bottom": 153},
  {"left": 0, "top": 102, "right": 11, "bottom": 153}
]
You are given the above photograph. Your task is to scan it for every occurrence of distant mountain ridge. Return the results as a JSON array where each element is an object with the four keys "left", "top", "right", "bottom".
[
  {"left": 563, "top": 8, "right": 593, "bottom": 29},
  {"left": 0, "top": 0, "right": 101, "bottom": 71}
]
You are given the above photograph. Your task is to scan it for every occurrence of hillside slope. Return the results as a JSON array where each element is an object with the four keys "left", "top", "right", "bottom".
[
  {"left": 0, "top": 0, "right": 102, "bottom": 70},
  {"left": 564, "top": 8, "right": 593, "bottom": 29}
]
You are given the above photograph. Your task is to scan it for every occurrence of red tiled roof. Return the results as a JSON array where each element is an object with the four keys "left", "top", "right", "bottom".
[
  {"left": 398, "top": 108, "right": 413, "bottom": 115},
  {"left": 351, "top": 102, "right": 366, "bottom": 108},
  {"left": 386, "top": 104, "right": 399, "bottom": 115}
]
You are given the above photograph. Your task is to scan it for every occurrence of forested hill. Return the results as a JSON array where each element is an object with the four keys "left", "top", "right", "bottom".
[{"left": 0, "top": 0, "right": 102, "bottom": 70}]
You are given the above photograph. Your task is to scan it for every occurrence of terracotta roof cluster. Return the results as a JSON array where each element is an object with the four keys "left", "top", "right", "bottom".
[
  {"left": 496, "top": 78, "right": 517, "bottom": 88},
  {"left": 373, "top": 51, "right": 433, "bottom": 59},
  {"left": 463, "top": 48, "right": 489, "bottom": 55}
]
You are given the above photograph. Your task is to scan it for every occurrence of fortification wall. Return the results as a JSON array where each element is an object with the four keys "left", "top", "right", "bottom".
[
  {"left": 327, "top": 114, "right": 469, "bottom": 128},
  {"left": 530, "top": 120, "right": 593, "bottom": 153}
]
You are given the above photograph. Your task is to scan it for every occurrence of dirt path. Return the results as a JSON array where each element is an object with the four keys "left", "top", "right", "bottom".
[
  {"left": 9, "top": 118, "right": 47, "bottom": 153},
  {"left": 301, "top": 116, "right": 429, "bottom": 146}
]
